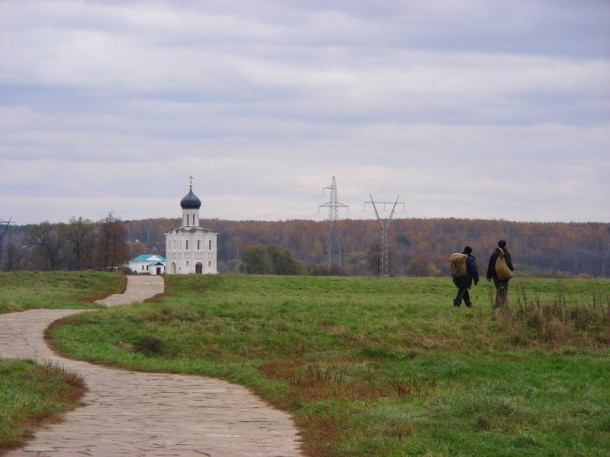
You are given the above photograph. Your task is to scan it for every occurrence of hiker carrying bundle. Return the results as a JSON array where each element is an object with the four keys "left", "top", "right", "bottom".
[
  {"left": 486, "top": 240, "right": 515, "bottom": 308},
  {"left": 449, "top": 252, "right": 467, "bottom": 278},
  {"left": 450, "top": 246, "right": 479, "bottom": 308}
]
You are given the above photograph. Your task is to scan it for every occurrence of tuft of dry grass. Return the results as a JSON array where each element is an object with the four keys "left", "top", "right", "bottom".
[{"left": 496, "top": 283, "right": 610, "bottom": 348}]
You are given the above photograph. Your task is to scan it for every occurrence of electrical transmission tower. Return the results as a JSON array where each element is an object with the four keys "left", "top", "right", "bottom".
[
  {"left": 0, "top": 217, "right": 14, "bottom": 270},
  {"left": 366, "top": 195, "right": 405, "bottom": 277},
  {"left": 319, "top": 177, "right": 349, "bottom": 269}
]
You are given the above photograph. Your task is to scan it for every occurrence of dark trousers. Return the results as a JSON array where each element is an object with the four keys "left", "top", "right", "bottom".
[
  {"left": 453, "top": 278, "right": 471, "bottom": 307},
  {"left": 493, "top": 278, "right": 510, "bottom": 308}
]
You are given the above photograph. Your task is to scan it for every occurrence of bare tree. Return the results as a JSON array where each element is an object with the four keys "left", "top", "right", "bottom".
[
  {"left": 27, "top": 221, "right": 68, "bottom": 270},
  {"left": 65, "top": 217, "right": 95, "bottom": 270},
  {"left": 95, "top": 214, "right": 127, "bottom": 270}
]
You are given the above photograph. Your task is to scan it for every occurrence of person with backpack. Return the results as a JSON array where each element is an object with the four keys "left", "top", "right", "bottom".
[
  {"left": 486, "top": 240, "right": 514, "bottom": 308},
  {"left": 451, "top": 246, "right": 479, "bottom": 307}
]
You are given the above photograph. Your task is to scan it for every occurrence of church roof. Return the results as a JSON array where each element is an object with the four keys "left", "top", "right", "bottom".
[
  {"left": 131, "top": 254, "right": 166, "bottom": 263},
  {"left": 180, "top": 187, "right": 201, "bottom": 209},
  {"left": 167, "top": 226, "right": 217, "bottom": 234}
]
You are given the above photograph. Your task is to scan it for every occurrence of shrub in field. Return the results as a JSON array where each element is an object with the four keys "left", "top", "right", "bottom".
[{"left": 497, "top": 281, "right": 610, "bottom": 347}]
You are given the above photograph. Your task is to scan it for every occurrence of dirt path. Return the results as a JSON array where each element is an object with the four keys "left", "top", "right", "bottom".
[{"left": 0, "top": 276, "right": 303, "bottom": 457}]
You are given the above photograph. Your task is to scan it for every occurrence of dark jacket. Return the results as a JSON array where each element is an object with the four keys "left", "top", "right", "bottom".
[
  {"left": 486, "top": 247, "right": 514, "bottom": 280},
  {"left": 455, "top": 254, "right": 479, "bottom": 288}
]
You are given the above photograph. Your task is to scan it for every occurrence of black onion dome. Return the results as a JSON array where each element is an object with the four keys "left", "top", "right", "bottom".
[{"left": 180, "top": 188, "right": 201, "bottom": 209}]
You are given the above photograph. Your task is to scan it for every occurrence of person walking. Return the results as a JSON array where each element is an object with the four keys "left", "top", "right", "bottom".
[
  {"left": 453, "top": 246, "right": 479, "bottom": 307},
  {"left": 486, "top": 240, "right": 514, "bottom": 308}
]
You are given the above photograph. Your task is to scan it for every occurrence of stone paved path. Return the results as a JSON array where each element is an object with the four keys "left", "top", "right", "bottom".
[
  {"left": 0, "top": 276, "right": 303, "bottom": 457},
  {"left": 94, "top": 275, "right": 166, "bottom": 307}
]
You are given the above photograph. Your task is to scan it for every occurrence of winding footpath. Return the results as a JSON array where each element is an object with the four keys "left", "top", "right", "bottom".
[{"left": 0, "top": 276, "right": 303, "bottom": 457}]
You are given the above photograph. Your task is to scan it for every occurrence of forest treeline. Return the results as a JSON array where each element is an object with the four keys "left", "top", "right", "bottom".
[{"left": 2, "top": 216, "right": 609, "bottom": 278}]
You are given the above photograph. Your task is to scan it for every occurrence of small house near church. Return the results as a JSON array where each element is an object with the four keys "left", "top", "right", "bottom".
[
  {"left": 165, "top": 178, "right": 218, "bottom": 274},
  {"left": 128, "top": 254, "right": 166, "bottom": 275}
]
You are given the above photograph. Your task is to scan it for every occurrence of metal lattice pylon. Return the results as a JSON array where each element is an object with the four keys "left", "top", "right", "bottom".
[
  {"left": 319, "top": 177, "right": 348, "bottom": 269},
  {"left": 0, "top": 217, "right": 13, "bottom": 270},
  {"left": 366, "top": 195, "right": 404, "bottom": 277}
]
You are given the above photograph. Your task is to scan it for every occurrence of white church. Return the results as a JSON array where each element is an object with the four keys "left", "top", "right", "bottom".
[{"left": 165, "top": 178, "right": 218, "bottom": 274}]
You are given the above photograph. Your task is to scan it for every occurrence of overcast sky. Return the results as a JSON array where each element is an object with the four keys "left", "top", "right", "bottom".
[{"left": 1, "top": 0, "right": 609, "bottom": 226}]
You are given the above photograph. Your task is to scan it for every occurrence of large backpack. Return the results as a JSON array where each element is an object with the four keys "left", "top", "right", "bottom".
[
  {"left": 495, "top": 249, "right": 514, "bottom": 280},
  {"left": 449, "top": 252, "right": 467, "bottom": 278}
]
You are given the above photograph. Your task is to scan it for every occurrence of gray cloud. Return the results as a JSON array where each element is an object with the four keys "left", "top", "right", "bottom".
[{"left": 1, "top": 0, "right": 608, "bottom": 225}]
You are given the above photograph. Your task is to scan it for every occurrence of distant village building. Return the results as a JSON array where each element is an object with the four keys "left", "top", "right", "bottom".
[
  {"left": 165, "top": 178, "right": 218, "bottom": 274},
  {"left": 128, "top": 254, "right": 166, "bottom": 275}
]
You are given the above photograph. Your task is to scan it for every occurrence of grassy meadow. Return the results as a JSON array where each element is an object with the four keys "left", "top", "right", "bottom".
[
  {"left": 0, "top": 271, "right": 124, "bottom": 313},
  {"left": 37, "top": 273, "right": 610, "bottom": 457},
  {"left": 0, "top": 359, "right": 86, "bottom": 451}
]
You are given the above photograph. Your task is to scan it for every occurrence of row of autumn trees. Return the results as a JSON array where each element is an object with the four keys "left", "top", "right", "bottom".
[
  {"left": 2, "top": 216, "right": 610, "bottom": 277},
  {"left": 121, "top": 217, "right": 610, "bottom": 277},
  {"left": 1, "top": 215, "right": 127, "bottom": 271}
]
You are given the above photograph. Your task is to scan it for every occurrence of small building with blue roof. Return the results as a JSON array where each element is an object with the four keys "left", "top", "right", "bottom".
[{"left": 128, "top": 254, "right": 166, "bottom": 275}]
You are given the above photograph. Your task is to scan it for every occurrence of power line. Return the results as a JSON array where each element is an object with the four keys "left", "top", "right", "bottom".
[
  {"left": 319, "top": 177, "right": 349, "bottom": 269},
  {"left": 0, "top": 217, "right": 14, "bottom": 269},
  {"left": 256, "top": 196, "right": 324, "bottom": 220},
  {"left": 365, "top": 196, "right": 405, "bottom": 277}
]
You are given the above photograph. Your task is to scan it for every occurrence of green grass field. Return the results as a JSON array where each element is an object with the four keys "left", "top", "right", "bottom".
[
  {"left": 42, "top": 274, "right": 610, "bottom": 457},
  {"left": 1, "top": 272, "right": 609, "bottom": 456},
  {"left": 0, "top": 359, "right": 86, "bottom": 451},
  {"left": 0, "top": 271, "right": 124, "bottom": 313}
]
